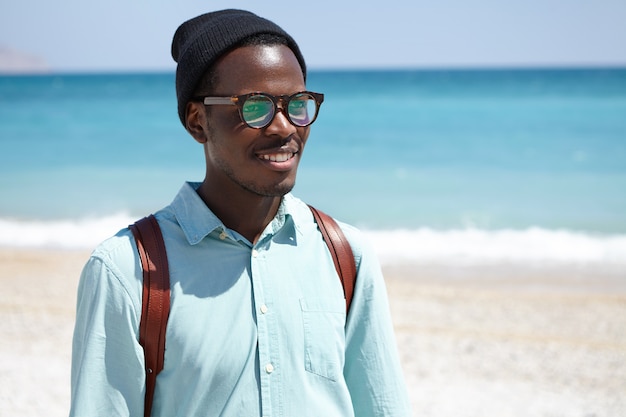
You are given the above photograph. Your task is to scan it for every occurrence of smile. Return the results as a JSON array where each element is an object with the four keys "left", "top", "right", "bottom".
[{"left": 259, "top": 152, "right": 294, "bottom": 163}]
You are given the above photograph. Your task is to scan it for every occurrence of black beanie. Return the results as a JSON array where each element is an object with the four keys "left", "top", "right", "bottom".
[{"left": 171, "top": 9, "right": 307, "bottom": 126}]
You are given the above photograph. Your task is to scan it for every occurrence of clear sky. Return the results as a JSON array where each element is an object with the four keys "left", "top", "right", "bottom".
[{"left": 1, "top": 0, "right": 625, "bottom": 72}]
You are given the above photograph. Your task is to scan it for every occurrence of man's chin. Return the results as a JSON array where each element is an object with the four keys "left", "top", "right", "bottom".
[{"left": 244, "top": 180, "right": 296, "bottom": 198}]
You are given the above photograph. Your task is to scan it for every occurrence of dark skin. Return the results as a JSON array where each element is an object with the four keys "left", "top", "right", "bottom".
[{"left": 185, "top": 44, "right": 310, "bottom": 244}]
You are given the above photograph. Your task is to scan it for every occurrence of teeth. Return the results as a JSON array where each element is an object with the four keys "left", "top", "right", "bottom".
[{"left": 260, "top": 153, "right": 293, "bottom": 162}]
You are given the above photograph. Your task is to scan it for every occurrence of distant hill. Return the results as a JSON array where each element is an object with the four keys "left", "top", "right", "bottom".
[{"left": 0, "top": 46, "right": 49, "bottom": 74}]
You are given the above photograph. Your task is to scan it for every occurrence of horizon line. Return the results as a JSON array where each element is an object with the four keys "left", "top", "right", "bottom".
[{"left": 2, "top": 63, "right": 626, "bottom": 77}]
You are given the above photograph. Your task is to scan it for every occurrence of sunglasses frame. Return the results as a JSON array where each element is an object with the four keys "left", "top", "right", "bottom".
[{"left": 192, "top": 91, "right": 324, "bottom": 129}]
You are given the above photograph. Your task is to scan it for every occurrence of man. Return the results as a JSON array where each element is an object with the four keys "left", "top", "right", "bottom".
[{"left": 70, "top": 9, "right": 411, "bottom": 417}]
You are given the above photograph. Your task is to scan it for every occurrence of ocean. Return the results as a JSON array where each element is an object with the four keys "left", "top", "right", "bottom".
[{"left": 1, "top": 69, "right": 625, "bottom": 267}]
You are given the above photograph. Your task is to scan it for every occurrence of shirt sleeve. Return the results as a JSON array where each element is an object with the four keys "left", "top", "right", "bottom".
[
  {"left": 342, "top": 227, "right": 413, "bottom": 416},
  {"left": 70, "top": 245, "right": 146, "bottom": 417}
]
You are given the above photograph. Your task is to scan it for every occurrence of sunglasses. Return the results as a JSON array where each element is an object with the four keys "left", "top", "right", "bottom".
[{"left": 192, "top": 91, "right": 324, "bottom": 129}]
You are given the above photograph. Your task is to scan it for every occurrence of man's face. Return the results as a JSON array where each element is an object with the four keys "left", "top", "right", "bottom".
[{"left": 199, "top": 44, "right": 310, "bottom": 198}]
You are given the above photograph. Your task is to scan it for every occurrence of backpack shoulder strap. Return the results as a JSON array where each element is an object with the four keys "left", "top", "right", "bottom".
[
  {"left": 129, "top": 215, "right": 170, "bottom": 417},
  {"left": 309, "top": 205, "right": 357, "bottom": 313}
]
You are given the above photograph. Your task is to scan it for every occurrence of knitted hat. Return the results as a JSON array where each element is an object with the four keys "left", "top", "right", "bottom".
[{"left": 171, "top": 9, "right": 307, "bottom": 126}]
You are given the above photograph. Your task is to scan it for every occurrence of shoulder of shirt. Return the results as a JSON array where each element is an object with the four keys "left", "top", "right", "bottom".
[
  {"left": 79, "top": 226, "right": 143, "bottom": 320},
  {"left": 90, "top": 226, "right": 135, "bottom": 260},
  {"left": 87, "top": 226, "right": 139, "bottom": 287}
]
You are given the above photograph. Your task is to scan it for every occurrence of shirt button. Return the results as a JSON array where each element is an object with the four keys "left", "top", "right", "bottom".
[
  {"left": 219, "top": 231, "right": 227, "bottom": 240},
  {"left": 252, "top": 249, "right": 259, "bottom": 258},
  {"left": 265, "top": 363, "right": 274, "bottom": 374},
  {"left": 260, "top": 304, "right": 268, "bottom": 314}
]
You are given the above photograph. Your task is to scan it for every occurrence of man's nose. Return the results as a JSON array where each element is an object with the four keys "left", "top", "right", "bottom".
[{"left": 265, "top": 105, "right": 297, "bottom": 135}]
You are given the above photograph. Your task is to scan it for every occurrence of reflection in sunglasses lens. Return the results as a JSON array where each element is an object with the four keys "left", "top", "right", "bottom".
[
  {"left": 288, "top": 94, "right": 316, "bottom": 126},
  {"left": 242, "top": 95, "right": 274, "bottom": 128}
]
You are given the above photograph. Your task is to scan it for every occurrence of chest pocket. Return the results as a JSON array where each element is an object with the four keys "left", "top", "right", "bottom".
[{"left": 300, "top": 297, "right": 346, "bottom": 381}]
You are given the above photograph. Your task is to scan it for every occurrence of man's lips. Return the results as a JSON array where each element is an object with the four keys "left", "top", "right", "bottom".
[
  {"left": 255, "top": 139, "right": 300, "bottom": 165},
  {"left": 255, "top": 146, "right": 300, "bottom": 171}
]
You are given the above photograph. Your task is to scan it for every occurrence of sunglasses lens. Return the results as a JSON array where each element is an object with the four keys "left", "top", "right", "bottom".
[
  {"left": 288, "top": 93, "right": 318, "bottom": 127},
  {"left": 242, "top": 95, "right": 274, "bottom": 128}
]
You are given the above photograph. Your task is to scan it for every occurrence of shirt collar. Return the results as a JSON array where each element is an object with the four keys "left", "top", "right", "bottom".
[{"left": 169, "top": 182, "right": 299, "bottom": 246}]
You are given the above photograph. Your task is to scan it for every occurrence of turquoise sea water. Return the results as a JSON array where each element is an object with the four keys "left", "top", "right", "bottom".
[{"left": 1, "top": 69, "right": 625, "bottom": 265}]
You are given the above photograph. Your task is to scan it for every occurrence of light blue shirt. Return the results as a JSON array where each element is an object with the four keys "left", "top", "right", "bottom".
[{"left": 70, "top": 182, "right": 411, "bottom": 416}]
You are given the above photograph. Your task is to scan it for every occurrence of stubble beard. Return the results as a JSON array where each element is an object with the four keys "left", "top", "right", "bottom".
[
  {"left": 222, "top": 161, "right": 297, "bottom": 198},
  {"left": 209, "top": 141, "right": 298, "bottom": 198},
  {"left": 207, "top": 122, "right": 299, "bottom": 198}
]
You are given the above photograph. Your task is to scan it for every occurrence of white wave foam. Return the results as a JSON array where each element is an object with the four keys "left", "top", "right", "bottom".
[
  {"left": 364, "top": 227, "right": 626, "bottom": 267},
  {"left": 1, "top": 217, "right": 625, "bottom": 268},
  {"left": 0, "top": 214, "right": 136, "bottom": 249}
]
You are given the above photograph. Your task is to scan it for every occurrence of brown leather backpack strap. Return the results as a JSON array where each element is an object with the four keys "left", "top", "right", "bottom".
[
  {"left": 129, "top": 215, "right": 170, "bottom": 417},
  {"left": 309, "top": 205, "right": 357, "bottom": 313}
]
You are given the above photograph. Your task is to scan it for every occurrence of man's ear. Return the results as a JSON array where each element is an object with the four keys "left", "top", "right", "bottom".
[{"left": 185, "top": 101, "right": 209, "bottom": 144}]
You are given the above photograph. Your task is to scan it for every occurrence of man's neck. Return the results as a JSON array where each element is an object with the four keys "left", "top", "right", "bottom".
[{"left": 196, "top": 181, "right": 283, "bottom": 244}]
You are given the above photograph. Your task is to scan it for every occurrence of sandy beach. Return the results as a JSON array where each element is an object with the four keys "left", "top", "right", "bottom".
[{"left": 1, "top": 249, "right": 625, "bottom": 417}]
